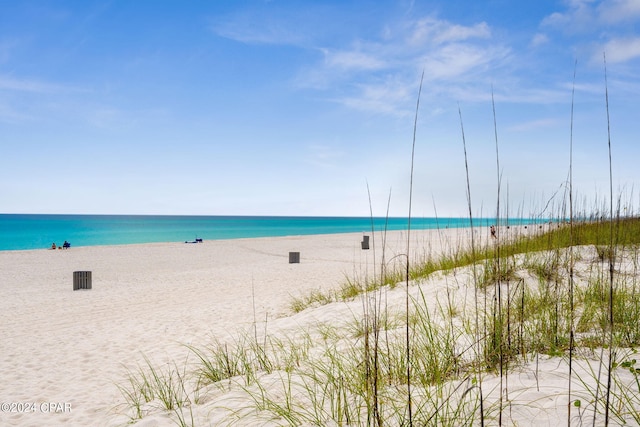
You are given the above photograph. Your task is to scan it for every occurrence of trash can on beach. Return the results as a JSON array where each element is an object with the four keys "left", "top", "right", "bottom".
[
  {"left": 289, "top": 252, "right": 300, "bottom": 264},
  {"left": 73, "top": 271, "right": 92, "bottom": 290},
  {"left": 361, "top": 235, "right": 370, "bottom": 250}
]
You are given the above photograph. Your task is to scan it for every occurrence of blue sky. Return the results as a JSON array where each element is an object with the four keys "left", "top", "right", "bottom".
[{"left": 1, "top": 0, "right": 639, "bottom": 217}]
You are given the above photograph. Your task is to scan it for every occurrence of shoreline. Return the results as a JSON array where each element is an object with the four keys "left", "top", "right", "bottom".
[{"left": 0, "top": 214, "right": 545, "bottom": 251}]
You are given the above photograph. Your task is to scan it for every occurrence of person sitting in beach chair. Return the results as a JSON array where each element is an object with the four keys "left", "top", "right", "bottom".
[{"left": 62, "top": 241, "right": 71, "bottom": 249}]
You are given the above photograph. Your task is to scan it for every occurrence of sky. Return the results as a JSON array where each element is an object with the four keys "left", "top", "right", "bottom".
[{"left": 1, "top": 0, "right": 640, "bottom": 218}]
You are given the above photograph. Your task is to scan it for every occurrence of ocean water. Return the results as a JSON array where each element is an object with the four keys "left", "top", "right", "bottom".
[{"left": 0, "top": 214, "right": 535, "bottom": 251}]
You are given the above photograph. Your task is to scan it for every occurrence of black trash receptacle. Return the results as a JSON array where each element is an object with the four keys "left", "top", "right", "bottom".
[
  {"left": 289, "top": 252, "right": 300, "bottom": 264},
  {"left": 73, "top": 271, "right": 92, "bottom": 290},
  {"left": 361, "top": 235, "right": 370, "bottom": 250}
]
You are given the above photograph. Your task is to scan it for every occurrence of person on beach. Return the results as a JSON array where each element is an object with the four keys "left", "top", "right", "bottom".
[
  {"left": 51, "top": 242, "right": 57, "bottom": 250},
  {"left": 490, "top": 225, "right": 496, "bottom": 239}
]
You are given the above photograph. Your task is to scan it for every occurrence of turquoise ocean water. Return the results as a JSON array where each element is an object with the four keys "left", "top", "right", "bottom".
[{"left": 0, "top": 214, "right": 538, "bottom": 251}]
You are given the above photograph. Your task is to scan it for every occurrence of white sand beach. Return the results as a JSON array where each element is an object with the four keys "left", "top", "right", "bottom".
[
  {"left": 1, "top": 226, "right": 638, "bottom": 426},
  {"left": 0, "top": 229, "right": 456, "bottom": 426}
]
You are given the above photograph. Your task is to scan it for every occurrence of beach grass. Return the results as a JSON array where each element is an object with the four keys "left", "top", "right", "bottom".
[{"left": 289, "top": 217, "right": 640, "bottom": 314}]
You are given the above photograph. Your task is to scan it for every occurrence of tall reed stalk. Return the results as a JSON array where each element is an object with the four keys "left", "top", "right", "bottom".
[
  {"left": 603, "top": 51, "right": 615, "bottom": 427},
  {"left": 567, "top": 58, "right": 577, "bottom": 426},
  {"left": 364, "top": 181, "right": 386, "bottom": 427},
  {"left": 591, "top": 52, "right": 617, "bottom": 427},
  {"left": 404, "top": 69, "right": 425, "bottom": 426},
  {"left": 491, "top": 86, "right": 506, "bottom": 425},
  {"left": 458, "top": 104, "right": 485, "bottom": 426}
]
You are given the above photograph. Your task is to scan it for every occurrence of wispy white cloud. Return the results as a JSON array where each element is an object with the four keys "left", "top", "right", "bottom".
[
  {"left": 491, "top": 87, "right": 571, "bottom": 105},
  {"left": 208, "top": 5, "right": 319, "bottom": 46},
  {"left": 321, "top": 48, "right": 387, "bottom": 71},
  {"left": 299, "top": 16, "right": 509, "bottom": 114},
  {"left": 0, "top": 74, "right": 94, "bottom": 124},
  {"left": 541, "top": 0, "right": 597, "bottom": 32},
  {"left": 408, "top": 17, "right": 491, "bottom": 46},
  {"left": 0, "top": 75, "right": 68, "bottom": 93},
  {"left": 218, "top": 3, "right": 633, "bottom": 118},
  {"left": 336, "top": 78, "right": 414, "bottom": 116},
  {"left": 530, "top": 33, "right": 549, "bottom": 48},
  {"left": 560, "top": 81, "right": 607, "bottom": 95},
  {"left": 421, "top": 43, "right": 508, "bottom": 81},
  {"left": 540, "top": 0, "right": 640, "bottom": 64},
  {"left": 598, "top": 0, "right": 640, "bottom": 23},
  {"left": 540, "top": 0, "right": 640, "bottom": 30},
  {"left": 211, "top": 20, "right": 306, "bottom": 46},
  {"left": 598, "top": 36, "right": 640, "bottom": 63},
  {"left": 507, "top": 117, "right": 563, "bottom": 132}
]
